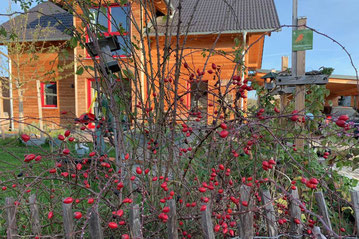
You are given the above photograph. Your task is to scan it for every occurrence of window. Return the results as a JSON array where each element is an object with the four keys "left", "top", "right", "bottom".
[
  {"left": 41, "top": 82, "right": 57, "bottom": 107},
  {"left": 88, "top": 5, "right": 131, "bottom": 57},
  {"left": 338, "top": 96, "right": 351, "bottom": 107}
]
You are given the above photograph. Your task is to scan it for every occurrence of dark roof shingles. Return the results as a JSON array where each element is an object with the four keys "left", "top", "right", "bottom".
[
  {"left": 1, "top": 0, "right": 280, "bottom": 40},
  {"left": 1, "top": 1, "right": 72, "bottom": 42},
  {"left": 156, "top": 0, "right": 280, "bottom": 34}
]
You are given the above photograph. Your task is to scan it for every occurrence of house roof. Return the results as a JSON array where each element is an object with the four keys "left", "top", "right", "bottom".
[
  {"left": 261, "top": 71, "right": 278, "bottom": 79},
  {"left": 1, "top": 1, "right": 72, "bottom": 42},
  {"left": 0, "top": 0, "right": 280, "bottom": 42},
  {"left": 153, "top": 0, "right": 280, "bottom": 35}
]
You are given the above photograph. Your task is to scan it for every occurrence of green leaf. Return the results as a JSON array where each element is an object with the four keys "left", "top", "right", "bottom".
[
  {"left": 86, "top": 66, "right": 95, "bottom": 71},
  {"left": 100, "top": 6, "right": 107, "bottom": 15},
  {"left": 123, "top": 69, "right": 134, "bottom": 79},
  {"left": 9, "top": 33, "right": 17, "bottom": 41},
  {"left": 120, "top": 0, "right": 129, "bottom": 5},
  {"left": 69, "top": 37, "right": 78, "bottom": 48},
  {"left": 132, "top": 42, "right": 140, "bottom": 50},
  {"left": 76, "top": 67, "right": 84, "bottom": 75},
  {"left": 0, "top": 27, "right": 7, "bottom": 37},
  {"left": 98, "top": 25, "right": 108, "bottom": 32},
  {"left": 234, "top": 37, "right": 240, "bottom": 47}
]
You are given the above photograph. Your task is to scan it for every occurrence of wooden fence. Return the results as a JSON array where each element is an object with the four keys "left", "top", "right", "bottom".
[{"left": 4, "top": 188, "right": 359, "bottom": 239}]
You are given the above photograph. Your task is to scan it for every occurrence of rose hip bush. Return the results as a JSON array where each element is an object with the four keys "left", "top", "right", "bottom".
[
  {"left": 1, "top": 0, "right": 358, "bottom": 237},
  {"left": 1, "top": 66, "right": 358, "bottom": 238}
]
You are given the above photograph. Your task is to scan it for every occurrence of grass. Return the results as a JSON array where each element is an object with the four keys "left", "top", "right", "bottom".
[
  {"left": 0, "top": 136, "right": 96, "bottom": 236},
  {"left": 0, "top": 135, "right": 119, "bottom": 236},
  {"left": 0, "top": 137, "right": 51, "bottom": 169}
]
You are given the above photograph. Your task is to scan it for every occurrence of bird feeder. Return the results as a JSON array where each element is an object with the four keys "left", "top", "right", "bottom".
[{"left": 86, "top": 35, "right": 121, "bottom": 73}]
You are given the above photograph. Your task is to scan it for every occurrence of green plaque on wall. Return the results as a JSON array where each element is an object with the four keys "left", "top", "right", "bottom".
[{"left": 292, "top": 29, "right": 313, "bottom": 51}]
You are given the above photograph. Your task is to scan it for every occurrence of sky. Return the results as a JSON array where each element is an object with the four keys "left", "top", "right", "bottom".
[
  {"left": 263, "top": 0, "right": 359, "bottom": 76},
  {"left": 0, "top": 1, "right": 358, "bottom": 90}
]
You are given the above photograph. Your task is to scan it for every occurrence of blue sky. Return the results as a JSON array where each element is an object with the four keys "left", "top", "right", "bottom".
[
  {"left": 0, "top": 1, "right": 358, "bottom": 85},
  {"left": 263, "top": 0, "right": 359, "bottom": 76}
]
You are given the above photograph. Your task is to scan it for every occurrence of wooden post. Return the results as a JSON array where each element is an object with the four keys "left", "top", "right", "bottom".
[
  {"left": 280, "top": 56, "right": 289, "bottom": 125},
  {"left": 350, "top": 190, "right": 359, "bottom": 236},
  {"left": 289, "top": 189, "right": 303, "bottom": 237},
  {"left": 62, "top": 200, "right": 75, "bottom": 239},
  {"left": 281, "top": 56, "right": 289, "bottom": 71},
  {"left": 88, "top": 206, "right": 104, "bottom": 239},
  {"left": 0, "top": 80, "right": 5, "bottom": 139},
  {"left": 314, "top": 191, "right": 332, "bottom": 234},
  {"left": 5, "top": 197, "right": 18, "bottom": 239},
  {"left": 29, "top": 194, "right": 41, "bottom": 236},
  {"left": 294, "top": 17, "right": 307, "bottom": 150},
  {"left": 200, "top": 203, "right": 215, "bottom": 239},
  {"left": 36, "top": 80, "right": 44, "bottom": 137},
  {"left": 167, "top": 200, "right": 179, "bottom": 239},
  {"left": 239, "top": 185, "right": 254, "bottom": 239},
  {"left": 129, "top": 204, "right": 143, "bottom": 239},
  {"left": 261, "top": 190, "right": 278, "bottom": 237}
]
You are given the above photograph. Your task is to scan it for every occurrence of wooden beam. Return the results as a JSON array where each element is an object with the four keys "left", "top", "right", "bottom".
[
  {"left": 277, "top": 75, "right": 328, "bottom": 86},
  {"left": 328, "top": 78, "right": 359, "bottom": 84}
]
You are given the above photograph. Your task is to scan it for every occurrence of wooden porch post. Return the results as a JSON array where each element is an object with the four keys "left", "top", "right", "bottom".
[
  {"left": 0, "top": 80, "right": 5, "bottom": 139},
  {"left": 36, "top": 80, "right": 44, "bottom": 137}
]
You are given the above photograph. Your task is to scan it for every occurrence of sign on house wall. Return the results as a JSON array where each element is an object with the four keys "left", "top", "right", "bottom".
[{"left": 292, "top": 29, "right": 313, "bottom": 51}]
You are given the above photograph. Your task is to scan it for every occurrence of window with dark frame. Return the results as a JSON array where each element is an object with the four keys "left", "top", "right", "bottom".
[
  {"left": 88, "top": 4, "right": 131, "bottom": 58},
  {"left": 41, "top": 82, "right": 57, "bottom": 108}
]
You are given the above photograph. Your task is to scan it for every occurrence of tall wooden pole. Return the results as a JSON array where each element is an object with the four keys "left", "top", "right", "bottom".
[
  {"left": 0, "top": 80, "right": 5, "bottom": 139},
  {"left": 292, "top": 0, "right": 306, "bottom": 149},
  {"left": 294, "top": 17, "right": 307, "bottom": 149},
  {"left": 292, "top": 0, "right": 298, "bottom": 74}
]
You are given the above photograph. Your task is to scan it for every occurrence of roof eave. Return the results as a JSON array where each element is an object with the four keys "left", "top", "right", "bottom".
[
  {"left": 0, "top": 37, "right": 70, "bottom": 45},
  {"left": 153, "top": 0, "right": 171, "bottom": 15},
  {"left": 147, "top": 28, "right": 280, "bottom": 37}
]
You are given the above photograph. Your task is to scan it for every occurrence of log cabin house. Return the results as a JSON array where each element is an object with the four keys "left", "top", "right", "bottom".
[{"left": 0, "top": 0, "right": 280, "bottom": 129}]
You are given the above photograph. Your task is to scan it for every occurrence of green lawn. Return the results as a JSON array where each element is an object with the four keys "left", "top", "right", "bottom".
[
  {"left": 0, "top": 137, "right": 51, "bottom": 169},
  {"left": 0, "top": 137, "right": 105, "bottom": 236}
]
